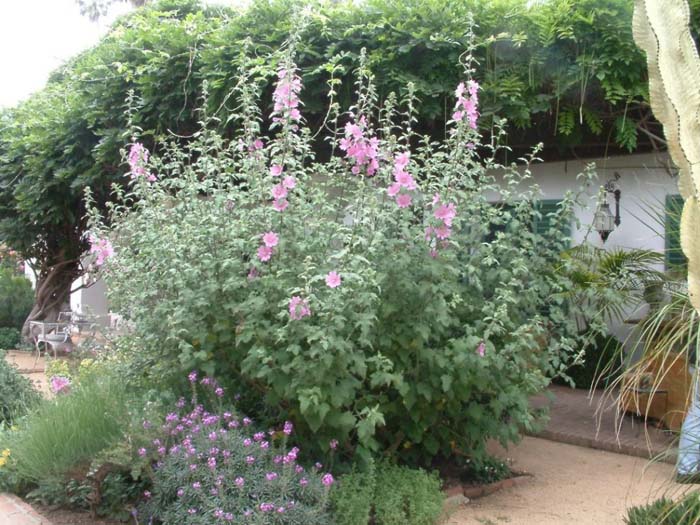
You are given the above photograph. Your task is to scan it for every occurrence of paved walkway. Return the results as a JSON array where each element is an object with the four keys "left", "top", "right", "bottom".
[
  {"left": 0, "top": 493, "right": 52, "bottom": 525},
  {"left": 531, "top": 384, "right": 677, "bottom": 464},
  {"left": 449, "top": 436, "right": 684, "bottom": 525}
]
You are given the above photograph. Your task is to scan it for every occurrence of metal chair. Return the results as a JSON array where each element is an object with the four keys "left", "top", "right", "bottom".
[{"left": 29, "top": 321, "right": 73, "bottom": 367}]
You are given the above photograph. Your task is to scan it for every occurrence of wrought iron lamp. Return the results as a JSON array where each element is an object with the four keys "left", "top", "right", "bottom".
[{"left": 593, "top": 172, "right": 621, "bottom": 242}]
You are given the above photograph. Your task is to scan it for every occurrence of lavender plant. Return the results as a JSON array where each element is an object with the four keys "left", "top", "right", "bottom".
[
  {"left": 86, "top": 37, "right": 594, "bottom": 466},
  {"left": 138, "top": 373, "right": 334, "bottom": 524}
]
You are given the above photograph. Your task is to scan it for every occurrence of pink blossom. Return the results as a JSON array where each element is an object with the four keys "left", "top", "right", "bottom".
[
  {"left": 394, "top": 170, "right": 414, "bottom": 188},
  {"left": 270, "top": 164, "right": 284, "bottom": 177},
  {"left": 257, "top": 245, "right": 273, "bottom": 262},
  {"left": 266, "top": 472, "right": 278, "bottom": 481},
  {"left": 271, "top": 184, "right": 288, "bottom": 200},
  {"left": 387, "top": 183, "right": 401, "bottom": 197},
  {"left": 272, "top": 67, "right": 303, "bottom": 122},
  {"left": 452, "top": 80, "right": 480, "bottom": 128},
  {"left": 235, "top": 477, "right": 244, "bottom": 487},
  {"left": 247, "top": 267, "right": 259, "bottom": 280},
  {"left": 252, "top": 139, "right": 264, "bottom": 150},
  {"left": 434, "top": 202, "right": 457, "bottom": 227},
  {"left": 322, "top": 473, "right": 334, "bottom": 486},
  {"left": 50, "top": 376, "right": 71, "bottom": 395},
  {"left": 477, "top": 341, "right": 486, "bottom": 357},
  {"left": 273, "top": 199, "right": 289, "bottom": 212},
  {"left": 435, "top": 225, "right": 451, "bottom": 240},
  {"left": 127, "top": 142, "right": 153, "bottom": 181},
  {"left": 89, "top": 236, "right": 114, "bottom": 267},
  {"left": 341, "top": 117, "right": 380, "bottom": 176},
  {"left": 325, "top": 271, "right": 342, "bottom": 289},
  {"left": 283, "top": 421, "right": 293, "bottom": 435},
  {"left": 432, "top": 193, "right": 441, "bottom": 206},
  {"left": 289, "top": 296, "right": 311, "bottom": 320},
  {"left": 329, "top": 439, "right": 338, "bottom": 450},
  {"left": 262, "top": 232, "right": 279, "bottom": 248},
  {"left": 396, "top": 193, "right": 412, "bottom": 208},
  {"left": 282, "top": 176, "right": 296, "bottom": 189},
  {"left": 394, "top": 151, "right": 410, "bottom": 170}
]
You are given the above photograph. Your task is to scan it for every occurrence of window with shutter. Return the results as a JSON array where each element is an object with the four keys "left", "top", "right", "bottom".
[{"left": 665, "top": 194, "right": 687, "bottom": 271}]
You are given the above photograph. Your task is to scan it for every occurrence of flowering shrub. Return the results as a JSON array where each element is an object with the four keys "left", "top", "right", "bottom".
[
  {"left": 0, "top": 350, "right": 39, "bottom": 425},
  {"left": 87, "top": 41, "right": 592, "bottom": 465},
  {"left": 138, "top": 376, "right": 334, "bottom": 524}
]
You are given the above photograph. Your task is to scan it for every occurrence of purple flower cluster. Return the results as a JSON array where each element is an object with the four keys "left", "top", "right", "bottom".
[{"left": 139, "top": 376, "right": 334, "bottom": 523}]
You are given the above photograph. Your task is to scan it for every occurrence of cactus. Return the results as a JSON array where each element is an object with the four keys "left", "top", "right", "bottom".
[{"left": 633, "top": 0, "right": 700, "bottom": 311}]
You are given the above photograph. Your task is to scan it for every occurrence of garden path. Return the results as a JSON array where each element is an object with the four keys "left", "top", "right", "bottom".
[
  {"left": 531, "top": 384, "right": 676, "bottom": 463},
  {"left": 448, "top": 436, "right": 688, "bottom": 525}
]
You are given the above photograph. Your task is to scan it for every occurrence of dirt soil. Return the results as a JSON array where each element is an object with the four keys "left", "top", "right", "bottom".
[
  {"left": 447, "top": 436, "right": 691, "bottom": 525},
  {"left": 33, "top": 507, "right": 121, "bottom": 525}
]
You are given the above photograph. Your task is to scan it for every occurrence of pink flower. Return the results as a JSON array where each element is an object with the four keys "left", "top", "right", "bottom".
[
  {"left": 138, "top": 447, "right": 147, "bottom": 457},
  {"left": 252, "top": 139, "right": 264, "bottom": 150},
  {"left": 235, "top": 477, "right": 244, "bottom": 487},
  {"left": 257, "top": 245, "right": 273, "bottom": 262},
  {"left": 432, "top": 193, "right": 441, "bottom": 206},
  {"left": 325, "top": 271, "right": 341, "bottom": 289},
  {"left": 322, "top": 473, "right": 334, "bottom": 486},
  {"left": 396, "top": 193, "right": 412, "bottom": 208},
  {"left": 89, "top": 236, "right": 114, "bottom": 267},
  {"left": 394, "top": 169, "right": 414, "bottom": 188},
  {"left": 434, "top": 202, "right": 457, "bottom": 226},
  {"left": 282, "top": 176, "right": 296, "bottom": 189},
  {"left": 394, "top": 151, "right": 410, "bottom": 170},
  {"left": 273, "top": 199, "right": 289, "bottom": 212},
  {"left": 283, "top": 421, "right": 293, "bottom": 435},
  {"left": 387, "top": 183, "right": 401, "bottom": 197},
  {"left": 247, "top": 267, "right": 259, "bottom": 280},
  {"left": 270, "top": 164, "right": 283, "bottom": 177},
  {"left": 271, "top": 184, "right": 288, "bottom": 200},
  {"left": 50, "top": 376, "right": 71, "bottom": 395},
  {"left": 329, "top": 439, "right": 338, "bottom": 450},
  {"left": 289, "top": 296, "right": 311, "bottom": 320},
  {"left": 266, "top": 472, "right": 278, "bottom": 481},
  {"left": 272, "top": 67, "right": 303, "bottom": 122},
  {"left": 299, "top": 478, "right": 309, "bottom": 486},
  {"left": 435, "top": 225, "right": 451, "bottom": 240},
  {"left": 262, "top": 232, "right": 279, "bottom": 248},
  {"left": 452, "top": 80, "right": 479, "bottom": 128},
  {"left": 477, "top": 341, "right": 486, "bottom": 357},
  {"left": 127, "top": 142, "right": 154, "bottom": 181}
]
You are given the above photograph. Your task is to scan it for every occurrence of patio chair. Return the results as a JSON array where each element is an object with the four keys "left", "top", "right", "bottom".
[{"left": 29, "top": 321, "right": 73, "bottom": 367}]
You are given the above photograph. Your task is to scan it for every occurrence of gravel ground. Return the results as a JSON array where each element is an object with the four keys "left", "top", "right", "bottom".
[{"left": 447, "top": 436, "right": 692, "bottom": 525}]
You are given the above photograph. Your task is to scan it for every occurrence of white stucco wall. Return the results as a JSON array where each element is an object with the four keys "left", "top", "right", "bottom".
[{"left": 501, "top": 152, "right": 680, "bottom": 345}]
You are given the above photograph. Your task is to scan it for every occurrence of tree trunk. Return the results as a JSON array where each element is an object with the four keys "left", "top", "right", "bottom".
[{"left": 21, "top": 259, "right": 82, "bottom": 340}]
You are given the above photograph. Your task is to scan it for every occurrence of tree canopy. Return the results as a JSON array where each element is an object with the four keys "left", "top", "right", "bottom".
[{"left": 0, "top": 0, "right": 690, "bottom": 328}]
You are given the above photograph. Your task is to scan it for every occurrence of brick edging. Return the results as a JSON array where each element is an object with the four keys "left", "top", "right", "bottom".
[
  {"left": 443, "top": 473, "right": 533, "bottom": 500},
  {"left": 529, "top": 429, "right": 677, "bottom": 465},
  {"left": 0, "top": 493, "right": 53, "bottom": 524}
]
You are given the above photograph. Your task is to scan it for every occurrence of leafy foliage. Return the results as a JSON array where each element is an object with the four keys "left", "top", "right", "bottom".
[
  {"left": 1, "top": 375, "right": 130, "bottom": 482},
  {"left": 88, "top": 35, "right": 595, "bottom": 468},
  {"left": 0, "top": 351, "right": 40, "bottom": 425},
  {"left": 0, "top": 328, "right": 20, "bottom": 351},
  {"left": 626, "top": 493, "right": 700, "bottom": 525},
  {"left": 139, "top": 380, "right": 334, "bottom": 525},
  {"left": 0, "top": 269, "right": 33, "bottom": 331},
  {"left": 0, "top": 0, "right": 685, "bottom": 325},
  {"left": 330, "top": 462, "right": 443, "bottom": 525}
]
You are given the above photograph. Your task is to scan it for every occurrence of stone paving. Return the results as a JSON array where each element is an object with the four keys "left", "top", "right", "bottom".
[
  {"left": 531, "top": 384, "right": 677, "bottom": 464},
  {"left": 0, "top": 493, "right": 51, "bottom": 525}
]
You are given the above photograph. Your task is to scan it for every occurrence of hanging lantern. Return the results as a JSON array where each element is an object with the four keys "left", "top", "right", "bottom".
[{"left": 594, "top": 173, "right": 622, "bottom": 243}]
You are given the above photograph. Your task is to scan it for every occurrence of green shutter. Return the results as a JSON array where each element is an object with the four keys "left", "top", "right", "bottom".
[
  {"left": 534, "top": 199, "right": 571, "bottom": 247},
  {"left": 665, "top": 194, "right": 687, "bottom": 271}
]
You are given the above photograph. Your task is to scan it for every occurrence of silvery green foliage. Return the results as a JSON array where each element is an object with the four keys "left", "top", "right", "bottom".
[
  {"left": 138, "top": 384, "right": 333, "bottom": 525},
  {"left": 87, "top": 42, "right": 597, "bottom": 466}
]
